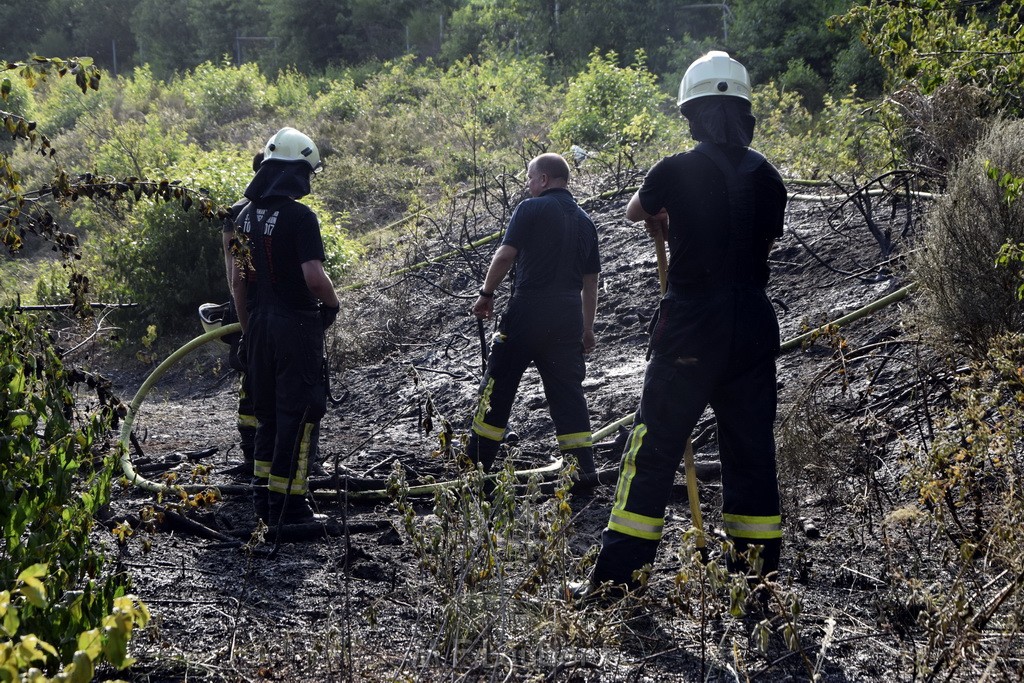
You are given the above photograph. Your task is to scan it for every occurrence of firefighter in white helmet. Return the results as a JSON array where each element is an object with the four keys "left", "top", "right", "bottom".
[
  {"left": 232, "top": 127, "right": 338, "bottom": 525},
  {"left": 583, "top": 51, "right": 788, "bottom": 598}
]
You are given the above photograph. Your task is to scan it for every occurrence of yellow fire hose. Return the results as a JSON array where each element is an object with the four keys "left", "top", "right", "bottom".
[
  {"left": 118, "top": 322, "right": 243, "bottom": 496},
  {"left": 654, "top": 233, "right": 706, "bottom": 550}
]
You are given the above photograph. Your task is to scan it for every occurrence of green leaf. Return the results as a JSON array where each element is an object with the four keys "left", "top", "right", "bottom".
[
  {"left": 76, "top": 628, "right": 102, "bottom": 661},
  {"left": 66, "top": 650, "right": 96, "bottom": 683},
  {"left": 16, "top": 563, "right": 47, "bottom": 582}
]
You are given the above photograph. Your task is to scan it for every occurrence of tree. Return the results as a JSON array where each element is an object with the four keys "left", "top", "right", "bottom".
[
  {"left": 729, "top": 0, "right": 883, "bottom": 104},
  {"left": 835, "top": 0, "right": 1024, "bottom": 114}
]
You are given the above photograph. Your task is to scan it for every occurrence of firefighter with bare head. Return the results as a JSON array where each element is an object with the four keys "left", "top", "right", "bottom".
[{"left": 467, "top": 152, "right": 601, "bottom": 486}]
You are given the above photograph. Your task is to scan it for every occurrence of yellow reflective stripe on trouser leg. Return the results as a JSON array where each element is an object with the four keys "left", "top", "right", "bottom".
[
  {"left": 472, "top": 377, "right": 504, "bottom": 442},
  {"left": 722, "top": 513, "right": 783, "bottom": 540},
  {"left": 268, "top": 422, "right": 313, "bottom": 495},
  {"left": 608, "top": 508, "right": 664, "bottom": 540},
  {"left": 253, "top": 459, "right": 272, "bottom": 478},
  {"left": 238, "top": 413, "right": 258, "bottom": 429},
  {"left": 606, "top": 424, "right": 664, "bottom": 541},
  {"left": 557, "top": 431, "right": 593, "bottom": 451}
]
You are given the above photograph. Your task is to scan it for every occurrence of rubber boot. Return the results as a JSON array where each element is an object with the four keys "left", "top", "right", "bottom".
[
  {"left": 592, "top": 528, "right": 660, "bottom": 591},
  {"left": 727, "top": 537, "right": 781, "bottom": 579},
  {"left": 268, "top": 491, "right": 322, "bottom": 525},
  {"left": 465, "top": 433, "right": 500, "bottom": 473},
  {"left": 566, "top": 447, "right": 599, "bottom": 493},
  {"left": 239, "top": 425, "right": 256, "bottom": 466}
]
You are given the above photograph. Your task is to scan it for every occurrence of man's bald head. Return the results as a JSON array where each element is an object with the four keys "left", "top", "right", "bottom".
[{"left": 530, "top": 153, "right": 570, "bottom": 184}]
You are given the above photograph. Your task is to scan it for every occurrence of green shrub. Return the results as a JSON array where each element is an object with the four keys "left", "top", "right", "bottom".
[
  {"left": 753, "top": 82, "right": 892, "bottom": 179},
  {"left": 32, "top": 73, "right": 113, "bottom": 134},
  {"left": 91, "top": 147, "right": 254, "bottom": 337},
  {"left": 551, "top": 50, "right": 668, "bottom": 154},
  {"left": 0, "top": 74, "right": 34, "bottom": 120},
  {"left": 911, "top": 118, "right": 1024, "bottom": 353},
  {"left": 903, "top": 332, "right": 1024, "bottom": 679},
  {"left": 425, "top": 54, "right": 558, "bottom": 185},
  {"left": 779, "top": 58, "right": 826, "bottom": 112},
  {"left": 269, "top": 67, "right": 312, "bottom": 110},
  {"left": 311, "top": 75, "right": 365, "bottom": 122},
  {"left": 172, "top": 61, "right": 271, "bottom": 141},
  {"left": 0, "top": 305, "right": 148, "bottom": 675}
]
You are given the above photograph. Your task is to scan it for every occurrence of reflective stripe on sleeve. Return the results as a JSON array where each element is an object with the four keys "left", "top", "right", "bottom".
[{"left": 723, "top": 513, "right": 782, "bottom": 540}]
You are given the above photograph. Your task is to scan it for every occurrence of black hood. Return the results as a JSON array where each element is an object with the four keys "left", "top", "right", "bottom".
[
  {"left": 243, "top": 159, "right": 312, "bottom": 201},
  {"left": 681, "top": 96, "right": 756, "bottom": 147}
]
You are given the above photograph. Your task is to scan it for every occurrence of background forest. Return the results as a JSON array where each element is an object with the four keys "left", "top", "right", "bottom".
[{"left": 4, "top": 0, "right": 1024, "bottom": 680}]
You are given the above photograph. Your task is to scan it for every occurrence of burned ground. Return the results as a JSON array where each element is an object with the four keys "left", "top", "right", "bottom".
[{"left": 99, "top": 176, "right": 955, "bottom": 681}]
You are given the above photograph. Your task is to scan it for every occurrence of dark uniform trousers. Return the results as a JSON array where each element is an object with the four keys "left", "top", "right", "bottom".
[
  {"left": 594, "top": 287, "right": 781, "bottom": 586},
  {"left": 468, "top": 293, "right": 595, "bottom": 474},
  {"left": 236, "top": 371, "right": 256, "bottom": 463},
  {"left": 226, "top": 303, "right": 256, "bottom": 464},
  {"left": 247, "top": 306, "right": 326, "bottom": 512}
]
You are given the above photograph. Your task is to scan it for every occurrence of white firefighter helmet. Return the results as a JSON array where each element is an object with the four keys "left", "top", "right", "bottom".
[
  {"left": 262, "top": 127, "right": 323, "bottom": 173},
  {"left": 198, "top": 302, "right": 229, "bottom": 334},
  {"left": 678, "top": 51, "right": 751, "bottom": 109}
]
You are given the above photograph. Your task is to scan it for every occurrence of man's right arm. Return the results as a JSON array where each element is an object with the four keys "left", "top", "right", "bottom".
[{"left": 472, "top": 244, "right": 517, "bottom": 320}]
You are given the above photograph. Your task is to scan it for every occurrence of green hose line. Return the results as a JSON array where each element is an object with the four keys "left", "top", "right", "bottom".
[
  {"left": 118, "top": 322, "right": 242, "bottom": 496},
  {"left": 120, "top": 321, "right": 566, "bottom": 501},
  {"left": 779, "top": 283, "right": 918, "bottom": 352}
]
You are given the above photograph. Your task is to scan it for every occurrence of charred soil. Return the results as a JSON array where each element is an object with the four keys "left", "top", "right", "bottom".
[{"left": 101, "top": 178, "right": 959, "bottom": 682}]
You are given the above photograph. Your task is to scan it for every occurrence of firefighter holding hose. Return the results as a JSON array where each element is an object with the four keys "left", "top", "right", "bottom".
[
  {"left": 232, "top": 127, "right": 340, "bottom": 525},
  {"left": 581, "top": 52, "right": 788, "bottom": 598}
]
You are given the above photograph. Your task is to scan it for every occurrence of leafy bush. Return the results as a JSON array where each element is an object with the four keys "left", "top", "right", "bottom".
[
  {"left": 0, "top": 305, "right": 148, "bottom": 676},
  {"left": 425, "top": 55, "right": 558, "bottom": 184},
  {"left": 172, "top": 61, "right": 270, "bottom": 142},
  {"left": 90, "top": 147, "right": 255, "bottom": 338},
  {"left": 311, "top": 75, "right": 365, "bottom": 122},
  {"left": 903, "top": 332, "right": 1024, "bottom": 678},
  {"left": 269, "top": 67, "right": 312, "bottom": 110},
  {"left": 32, "top": 73, "right": 114, "bottom": 135},
  {"left": 753, "top": 82, "right": 893, "bottom": 179},
  {"left": 551, "top": 50, "right": 668, "bottom": 154},
  {"left": 911, "top": 118, "right": 1024, "bottom": 353}
]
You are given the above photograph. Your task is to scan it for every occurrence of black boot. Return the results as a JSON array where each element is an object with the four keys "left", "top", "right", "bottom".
[
  {"left": 465, "top": 433, "right": 500, "bottom": 473},
  {"left": 727, "top": 537, "right": 781, "bottom": 579},
  {"left": 268, "top": 491, "right": 325, "bottom": 525}
]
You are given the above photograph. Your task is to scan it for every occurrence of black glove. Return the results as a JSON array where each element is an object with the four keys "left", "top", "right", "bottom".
[
  {"left": 235, "top": 335, "right": 248, "bottom": 369},
  {"left": 321, "top": 303, "right": 340, "bottom": 329}
]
